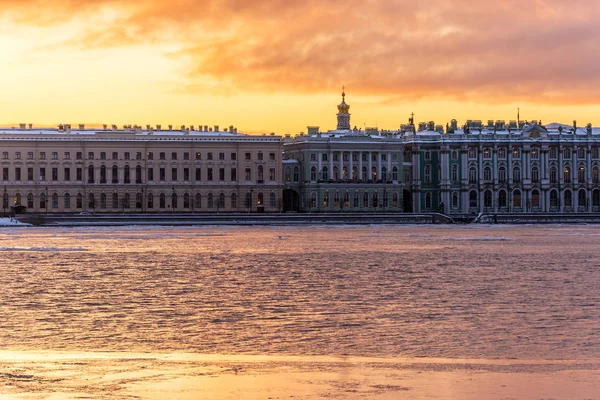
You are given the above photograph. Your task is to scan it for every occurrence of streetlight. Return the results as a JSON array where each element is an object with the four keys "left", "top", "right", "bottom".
[{"left": 45, "top": 186, "right": 48, "bottom": 214}]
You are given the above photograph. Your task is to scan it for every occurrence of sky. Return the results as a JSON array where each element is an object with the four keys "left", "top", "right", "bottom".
[{"left": 1, "top": 0, "right": 599, "bottom": 134}]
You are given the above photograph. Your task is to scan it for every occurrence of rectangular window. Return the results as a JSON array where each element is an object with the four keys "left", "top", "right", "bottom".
[
  {"left": 219, "top": 152, "right": 225, "bottom": 160},
  {"left": 245, "top": 152, "right": 251, "bottom": 161},
  {"left": 147, "top": 167, "right": 154, "bottom": 181},
  {"left": 195, "top": 168, "right": 201, "bottom": 181},
  {"left": 2, "top": 152, "right": 8, "bottom": 160},
  {"left": 40, "top": 167, "right": 46, "bottom": 181},
  {"left": 75, "top": 152, "right": 82, "bottom": 160},
  {"left": 269, "top": 152, "right": 275, "bottom": 161},
  {"left": 183, "top": 168, "right": 190, "bottom": 181},
  {"left": 64, "top": 152, "right": 70, "bottom": 160},
  {"left": 270, "top": 168, "right": 275, "bottom": 181},
  {"left": 27, "top": 167, "right": 33, "bottom": 181},
  {"left": 148, "top": 152, "right": 154, "bottom": 160},
  {"left": 15, "top": 167, "right": 21, "bottom": 181},
  {"left": 160, "top": 152, "right": 165, "bottom": 160},
  {"left": 219, "top": 168, "right": 225, "bottom": 181},
  {"left": 100, "top": 152, "right": 106, "bottom": 160},
  {"left": 38, "top": 152, "right": 43, "bottom": 160},
  {"left": 195, "top": 152, "right": 201, "bottom": 160},
  {"left": 207, "top": 152, "right": 213, "bottom": 160},
  {"left": 112, "top": 152, "right": 118, "bottom": 160},
  {"left": 310, "top": 153, "right": 316, "bottom": 161},
  {"left": 52, "top": 167, "right": 58, "bottom": 181},
  {"left": 231, "top": 152, "right": 237, "bottom": 161},
  {"left": 64, "top": 167, "right": 71, "bottom": 181},
  {"left": 207, "top": 168, "right": 213, "bottom": 181},
  {"left": 88, "top": 152, "right": 94, "bottom": 160},
  {"left": 136, "top": 152, "right": 142, "bottom": 160},
  {"left": 159, "top": 168, "right": 166, "bottom": 181},
  {"left": 231, "top": 168, "right": 237, "bottom": 181},
  {"left": 2, "top": 167, "right": 8, "bottom": 181},
  {"left": 27, "top": 152, "right": 33, "bottom": 160},
  {"left": 76, "top": 168, "right": 82, "bottom": 181},
  {"left": 245, "top": 168, "right": 251, "bottom": 181},
  {"left": 124, "top": 152, "right": 130, "bottom": 160},
  {"left": 171, "top": 168, "right": 177, "bottom": 181},
  {"left": 183, "top": 152, "right": 189, "bottom": 160},
  {"left": 171, "top": 152, "right": 177, "bottom": 160}
]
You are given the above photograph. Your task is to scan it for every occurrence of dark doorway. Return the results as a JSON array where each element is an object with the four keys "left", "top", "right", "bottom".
[
  {"left": 283, "top": 189, "right": 300, "bottom": 212},
  {"left": 403, "top": 189, "right": 413, "bottom": 213}
]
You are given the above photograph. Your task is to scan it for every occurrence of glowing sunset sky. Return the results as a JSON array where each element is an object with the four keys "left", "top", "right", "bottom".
[{"left": 1, "top": 0, "right": 599, "bottom": 134}]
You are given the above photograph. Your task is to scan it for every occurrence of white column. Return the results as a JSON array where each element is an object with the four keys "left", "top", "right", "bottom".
[
  {"left": 317, "top": 152, "right": 322, "bottom": 180},
  {"left": 368, "top": 152, "right": 373, "bottom": 181},
  {"left": 349, "top": 152, "right": 354, "bottom": 180},
  {"left": 339, "top": 151, "right": 343, "bottom": 180}
]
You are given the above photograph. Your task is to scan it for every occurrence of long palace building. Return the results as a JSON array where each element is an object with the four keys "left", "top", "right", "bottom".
[
  {"left": 0, "top": 124, "right": 282, "bottom": 214},
  {"left": 2, "top": 93, "right": 600, "bottom": 216}
]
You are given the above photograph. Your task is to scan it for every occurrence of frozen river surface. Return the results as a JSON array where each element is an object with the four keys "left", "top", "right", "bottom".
[{"left": 1, "top": 224, "right": 598, "bottom": 360}]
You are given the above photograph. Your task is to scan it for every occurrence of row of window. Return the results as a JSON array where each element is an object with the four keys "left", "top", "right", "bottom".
[
  {"left": 465, "top": 165, "right": 599, "bottom": 184},
  {"left": 465, "top": 146, "right": 599, "bottom": 160},
  {"left": 4, "top": 192, "right": 278, "bottom": 210},
  {"left": 309, "top": 165, "right": 407, "bottom": 182},
  {"left": 309, "top": 152, "right": 398, "bottom": 162},
  {"left": 1, "top": 165, "right": 276, "bottom": 183},
  {"left": 458, "top": 188, "right": 599, "bottom": 209},
  {"left": 1, "top": 151, "right": 277, "bottom": 162},
  {"left": 308, "top": 191, "right": 401, "bottom": 209}
]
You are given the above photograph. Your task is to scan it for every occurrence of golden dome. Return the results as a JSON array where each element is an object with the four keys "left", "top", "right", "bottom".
[{"left": 337, "top": 90, "right": 350, "bottom": 114}]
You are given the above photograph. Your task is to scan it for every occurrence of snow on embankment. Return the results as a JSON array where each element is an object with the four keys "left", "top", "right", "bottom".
[{"left": 0, "top": 217, "right": 32, "bottom": 227}]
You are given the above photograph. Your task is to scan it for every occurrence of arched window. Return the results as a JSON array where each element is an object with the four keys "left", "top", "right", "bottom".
[
  {"left": 468, "top": 147, "right": 477, "bottom": 158},
  {"left": 564, "top": 189, "right": 572, "bottom": 207},
  {"left": 218, "top": 192, "right": 225, "bottom": 209},
  {"left": 549, "top": 147, "right": 557, "bottom": 159},
  {"left": 257, "top": 192, "right": 264, "bottom": 205},
  {"left": 231, "top": 193, "right": 237, "bottom": 209},
  {"left": 124, "top": 165, "right": 131, "bottom": 184},
  {"left": 469, "top": 190, "right": 478, "bottom": 208},
  {"left": 194, "top": 193, "right": 201, "bottom": 209},
  {"left": 270, "top": 192, "right": 276, "bottom": 208},
  {"left": 531, "top": 166, "right": 539, "bottom": 183},
  {"left": 323, "top": 192, "right": 329, "bottom": 207},
  {"left": 392, "top": 192, "right": 398, "bottom": 208},
  {"left": 381, "top": 166, "right": 387, "bottom": 182},
  {"left": 372, "top": 192, "right": 378, "bottom": 208},
  {"left": 245, "top": 192, "right": 251, "bottom": 209},
  {"left": 321, "top": 166, "right": 328, "bottom": 181},
  {"left": 499, "top": 190, "right": 507, "bottom": 207},
  {"left": 352, "top": 166, "right": 358, "bottom": 180},
  {"left": 563, "top": 147, "right": 571, "bottom": 159},
  {"left": 484, "top": 166, "right": 492, "bottom": 182},
  {"left": 334, "top": 192, "right": 340, "bottom": 207},
  {"left": 27, "top": 193, "right": 34, "bottom": 209},
  {"left": 392, "top": 166, "right": 398, "bottom": 181},
  {"left": 147, "top": 193, "right": 154, "bottom": 209},
  {"left": 484, "top": 190, "right": 492, "bottom": 208},
  {"left": 513, "top": 190, "right": 521, "bottom": 208},
  {"left": 100, "top": 193, "right": 107, "bottom": 209},
  {"left": 499, "top": 166, "right": 506, "bottom": 183},
  {"left": 112, "top": 165, "right": 119, "bottom": 183},
  {"left": 451, "top": 165, "right": 458, "bottom": 183},
  {"left": 310, "top": 166, "right": 317, "bottom": 182},
  {"left": 284, "top": 166, "right": 291, "bottom": 182},
  {"left": 38, "top": 192, "right": 44, "bottom": 208},
  {"left": 469, "top": 167, "right": 477, "bottom": 184},
  {"left": 184, "top": 193, "right": 190, "bottom": 208},
  {"left": 513, "top": 166, "right": 521, "bottom": 183},
  {"left": 64, "top": 193, "right": 71, "bottom": 209},
  {"left": 52, "top": 193, "right": 59, "bottom": 209},
  {"left": 512, "top": 147, "right": 521, "bottom": 158},
  {"left": 257, "top": 165, "right": 264, "bottom": 181},
  {"left": 564, "top": 166, "right": 571, "bottom": 183},
  {"left": 532, "top": 189, "right": 540, "bottom": 207},
  {"left": 311, "top": 192, "right": 317, "bottom": 208},
  {"left": 88, "top": 193, "right": 95, "bottom": 208},
  {"left": 100, "top": 165, "right": 107, "bottom": 183},
  {"left": 578, "top": 189, "right": 586, "bottom": 207},
  {"left": 170, "top": 192, "right": 177, "bottom": 209},
  {"left": 425, "top": 165, "right": 432, "bottom": 183},
  {"left": 371, "top": 166, "right": 377, "bottom": 181},
  {"left": 363, "top": 192, "right": 369, "bottom": 208},
  {"left": 136, "top": 165, "right": 142, "bottom": 183},
  {"left": 76, "top": 193, "right": 83, "bottom": 208},
  {"left": 550, "top": 190, "right": 558, "bottom": 207},
  {"left": 593, "top": 189, "right": 600, "bottom": 207},
  {"left": 362, "top": 166, "right": 368, "bottom": 181},
  {"left": 531, "top": 147, "right": 539, "bottom": 159},
  {"left": 578, "top": 166, "right": 585, "bottom": 183},
  {"left": 550, "top": 166, "right": 557, "bottom": 184},
  {"left": 159, "top": 193, "right": 166, "bottom": 208},
  {"left": 293, "top": 166, "right": 299, "bottom": 182},
  {"left": 124, "top": 193, "right": 130, "bottom": 208},
  {"left": 208, "top": 193, "right": 214, "bottom": 208},
  {"left": 353, "top": 192, "right": 359, "bottom": 208},
  {"left": 333, "top": 166, "right": 339, "bottom": 181},
  {"left": 578, "top": 147, "right": 586, "bottom": 159},
  {"left": 343, "top": 192, "right": 349, "bottom": 208},
  {"left": 425, "top": 192, "right": 432, "bottom": 209},
  {"left": 593, "top": 166, "right": 599, "bottom": 184},
  {"left": 88, "top": 165, "right": 94, "bottom": 183},
  {"left": 452, "top": 192, "right": 459, "bottom": 209}
]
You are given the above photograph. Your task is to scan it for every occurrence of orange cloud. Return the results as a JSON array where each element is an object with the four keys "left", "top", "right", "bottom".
[{"left": 2, "top": 0, "right": 600, "bottom": 105}]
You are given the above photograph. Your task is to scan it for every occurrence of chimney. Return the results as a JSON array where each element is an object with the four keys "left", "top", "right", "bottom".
[
  {"left": 66, "top": 124, "right": 71, "bottom": 133},
  {"left": 204, "top": 125, "right": 208, "bottom": 132},
  {"left": 229, "top": 125, "right": 234, "bottom": 133},
  {"left": 58, "top": 124, "right": 64, "bottom": 132},
  {"left": 146, "top": 124, "right": 151, "bottom": 130},
  {"left": 112, "top": 124, "right": 117, "bottom": 132},
  {"left": 190, "top": 125, "right": 195, "bottom": 131},
  {"left": 79, "top": 124, "right": 85, "bottom": 130},
  {"left": 103, "top": 124, "right": 107, "bottom": 130},
  {"left": 214, "top": 125, "right": 219, "bottom": 132},
  {"left": 168, "top": 124, "right": 172, "bottom": 131},
  {"left": 156, "top": 124, "right": 161, "bottom": 131},
  {"left": 19, "top": 123, "right": 26, "bottom": 129},
  {"left": 28, "top": 123, "right": 32, "bottom": 130},
  {"left": 149, "top": 127, "right": 154, "bottom": 134}
]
